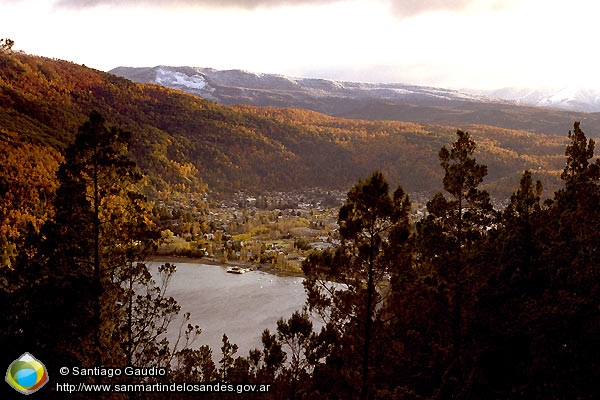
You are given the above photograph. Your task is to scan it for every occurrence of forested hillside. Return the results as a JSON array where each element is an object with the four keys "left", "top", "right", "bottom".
[
  {"left": 112, "top": 65, "right": 600, "bottom": 133},
  {"left": 1, "top": 52, "right": 569, "bottom": 201}
]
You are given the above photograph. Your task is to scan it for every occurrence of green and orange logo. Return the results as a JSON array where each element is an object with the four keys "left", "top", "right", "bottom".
[{"left": 6, "top": 353, "right": 49, "bottom": 395}]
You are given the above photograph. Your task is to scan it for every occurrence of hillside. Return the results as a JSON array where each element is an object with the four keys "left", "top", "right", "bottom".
[
  {"left": 0, "top": 52, "right": 572, "bottom": 204},
  {"left": 109, "top": 66, "right": 485, "bottom": 116},
  {"left": 111, "top": 65, "right": 600, "bottom": 137}
]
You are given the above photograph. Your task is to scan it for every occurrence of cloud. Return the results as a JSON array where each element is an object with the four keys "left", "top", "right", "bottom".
[
  {"left": 51, "top": 0, "right": 337, "bottom": 10},
  {"left": 49, "top": 0, "right": 518, "bottom": 17},
  {"left": 388, "top": 0, "right": 472, "bottom": 17},
  {"left": 387, "top": 0, "right": 518, "bottom": 18},
  {"left": 50, "top": 0, "right": 492, "bottom": 13}
]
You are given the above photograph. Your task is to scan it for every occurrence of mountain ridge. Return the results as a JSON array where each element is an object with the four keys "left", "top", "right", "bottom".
[
  {"left": 483, "top": 86, "right": 600, "bottom": 113},
  {"left": 111, "top": 65, "right": 600, "bottom": 112},
  {"left": 110, "top": 65, "right": 493, "bottom": 108},
  {"left": 110, "top": 65, "right": 600, "bottom": 137}
]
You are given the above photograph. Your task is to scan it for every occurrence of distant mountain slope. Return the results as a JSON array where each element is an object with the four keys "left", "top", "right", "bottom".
[
  {"left": 110, "top": 65, "right": 600, "bottom": 137},
  {"left": 0, "top": 52, "right": 573, "bottom": 202},
  {"left": 110, "top": 65, "right": 485, "bottom": 107},
  {"left": 484, "top": 87, "right": 600, "bottom": 113}
]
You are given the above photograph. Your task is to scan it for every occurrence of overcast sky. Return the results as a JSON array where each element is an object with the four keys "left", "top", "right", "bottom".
[{"left": 2, "top": 0, "right": 599, "bottom": 90}]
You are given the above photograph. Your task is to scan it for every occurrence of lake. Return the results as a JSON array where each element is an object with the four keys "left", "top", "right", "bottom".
[{"left": 147, "top": 262, "right": 308, "bottom": 358}]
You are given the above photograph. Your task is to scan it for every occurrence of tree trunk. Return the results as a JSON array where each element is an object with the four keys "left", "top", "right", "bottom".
[{"left": 361, "top": 234, "right": 375, "bottom": 400}]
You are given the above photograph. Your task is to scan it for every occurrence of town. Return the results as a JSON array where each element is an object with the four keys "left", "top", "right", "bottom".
[
  {"left": 154, "top": 189, "right": 345, "bottom": 274},
  {"left": 153, "top": 188, "right": 435, "bottom": 275}
]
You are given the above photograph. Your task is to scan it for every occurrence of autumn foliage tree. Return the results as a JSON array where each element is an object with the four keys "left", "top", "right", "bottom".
[
  {"left": 0, "top": 131, "right": 60, "bottom": 268},
  {"left": 0, "top": 38, "right": 14, "bottom": 53}
]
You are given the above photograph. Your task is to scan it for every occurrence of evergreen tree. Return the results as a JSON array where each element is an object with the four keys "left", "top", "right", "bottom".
[
  {"left": 438, "top": 129, "right": 493, "bottom": 260},
  {"left": 259, "top": 328, "right": 286, "bottom": 383},
  {"left": 52, "top": 110, "right": 158, "bottom": 368},
  {"left": 550, "top": 121, "right": 600, "bottom": 286},
  {"left": 469, "top": 170, "right": 545, "bottom": 398},
  {"left": 527, "top": 122, "right": 600, "bottom": 399},
  {"left": 500, "top": 170, "right": 544, "bottom": 281},
  {"left": 10, "top": 111, "right": 187, "bottom": 399},
  {"left": 303, "top": 171, "right": 411, "bottom": 399},
  {"left": 472, "top": 123, "right": 600, "bottom": 399},
  {"left": 416, "top": 129, "right": 494, "bottom": 398},
  {"left": 218, "top": 333, "right": 239, "bottom": 381}
]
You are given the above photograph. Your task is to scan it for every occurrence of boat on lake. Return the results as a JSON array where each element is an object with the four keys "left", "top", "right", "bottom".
[{"left": 227, "top": 266, "right": 251, "bottom": 274}]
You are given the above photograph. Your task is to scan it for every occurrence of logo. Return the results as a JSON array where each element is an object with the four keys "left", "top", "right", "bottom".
[{"left": 6, "top": 352, "right": 49, "bottom": 395}]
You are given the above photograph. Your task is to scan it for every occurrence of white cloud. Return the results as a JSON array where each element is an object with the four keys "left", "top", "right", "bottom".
[
  {"left": 2, "top": 0, "right": 600, "bottom": 90},
  {"left": 51, "top": 0, "right": 338, "bottom": 10}
]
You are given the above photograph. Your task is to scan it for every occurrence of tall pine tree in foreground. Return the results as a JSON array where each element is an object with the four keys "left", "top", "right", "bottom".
[
  {"left": 303, "top": 171, "right": 411, "bottom": 399},
  {"left": 47, "top": 110, "right": 158, "bottom": 370},
  {"left": 13, "top": 111, "right": 194, "bottom": 399},
  {"left": 534, "top": 121, "right": 600, "bottom": 398},
  {"left": 472, "top": 122, "right": 600, "bottom": 399},
  {"left": 416, "top": 129, "right": 494, "bottom": 399},
  {"left": 550, "top": 121, "right": 600, "bottom": 284}
]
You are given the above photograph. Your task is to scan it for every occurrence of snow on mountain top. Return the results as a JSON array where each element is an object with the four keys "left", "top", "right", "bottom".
[
  {"left": 112, "top": 65, "right": 600, "bottom": 112},
  {"left": 155, "top": 68, "right": 207, "bottom": 90},
  {"left": 482, "top": 86, "right": 600, "bottom": 112}
]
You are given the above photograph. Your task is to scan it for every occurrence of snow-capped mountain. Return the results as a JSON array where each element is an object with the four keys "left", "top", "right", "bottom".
[
  {"left": 110, "top": 65, "right": 492, "bottom": 113},
  {"left": 480, "top": 87, "right": 600, "bottom": 113},
  {"left": 111, "top": 65, "right": 600, "bottom": 113}
]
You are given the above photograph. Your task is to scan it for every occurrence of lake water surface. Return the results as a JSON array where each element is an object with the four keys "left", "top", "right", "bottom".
[{"left": 147, "top": 262, "right": 307, "bottom": 358}]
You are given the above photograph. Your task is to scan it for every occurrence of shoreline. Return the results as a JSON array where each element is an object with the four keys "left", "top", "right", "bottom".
[{"left": 146, "top": 255, "right": 305, "bottom": 278}]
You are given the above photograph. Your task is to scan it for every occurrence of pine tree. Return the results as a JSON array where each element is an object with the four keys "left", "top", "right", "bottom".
[
  {"left": 526, "top": 122, "right": 600, "bottom": 398},
  {"left": 275, "top": 310, "right": 315, "bottom": 400},
  {"left": 417, "top": 129, "right": 494, "bottom": 398},
  {"left": 500, "top": 170, "right": 544, "bottom": 281},
  {"left": 53, "top": 110, "right": 157, "bottom": 368},
  {"left": 16, "top": 111, "right": 173, "bottom": 398},
  {"left": 303, "top": 171, "right": 411, "bottom": 399},
  {"left": 551, "top": 121, "right": 600, "bottom": 285},
  {"left": 474, "top": 123, "right": 600, "bottom": 399},
  {"left": 470, "top": 170, "right": 545, "bottom": 397}
]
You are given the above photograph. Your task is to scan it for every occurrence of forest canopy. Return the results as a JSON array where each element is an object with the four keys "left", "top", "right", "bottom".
[{"left": 0, "top": 51, "right": 571, "bottom": 201}]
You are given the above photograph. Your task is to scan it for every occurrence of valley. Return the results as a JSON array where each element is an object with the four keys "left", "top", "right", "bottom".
[
  {"left": 3, "top": 49, "right": 600, "bottom": 400},
  {"left": 1, "top": 50, "right": 586, "bottom": 274}
]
